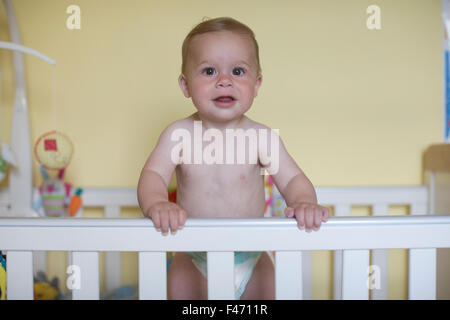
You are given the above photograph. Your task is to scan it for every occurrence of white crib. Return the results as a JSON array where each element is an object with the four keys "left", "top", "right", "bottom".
[
  {"left": 1, "top": 185, "right": 449, "bottom": 300},
  {"left": 1, "top": 0, "right": 449, "bottom": 301}
]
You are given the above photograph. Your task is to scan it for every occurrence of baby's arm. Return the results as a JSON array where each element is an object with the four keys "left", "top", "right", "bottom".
[
  {"left": 263, "top": 131, "right": 329, "bottom": 232},
  {"left": 137, "top": 123, "right": 187, "bottom": 235}
]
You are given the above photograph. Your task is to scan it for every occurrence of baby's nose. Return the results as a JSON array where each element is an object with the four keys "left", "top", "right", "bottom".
[{"left": 216, "top": 74, "right": 232, "bottom": 87}]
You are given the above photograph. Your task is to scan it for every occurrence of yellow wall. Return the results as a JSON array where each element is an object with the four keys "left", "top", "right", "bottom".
[{"left": 0, "top": 0, "right": 442, "bottom": 299}]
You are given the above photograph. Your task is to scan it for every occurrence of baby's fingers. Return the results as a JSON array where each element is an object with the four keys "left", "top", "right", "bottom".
[
  {"left": 284, "top": 207, "right": 294, "bottom": 218},
  {"left": 313, "top": 208, "right": 323, "bottom": 231},
  {"left": 160, "top": 211, "right": 170, "bottom": 236},
  {"left": 151, "top": 210, "right": 161, "bottom": 232},
  {"left": 178, "top": 208, "right": 187, "bottom": 230},
  {"left": 304, "top": 207, "right": 315, "bottom": 232},
  {"left": 322, "top": 207, "right": 330, "bottom": 222},
  {"left": 169, "top": 210, "right": 179, "bottom": 235},
  {"left": 294, "top": 208, "right": 305, "bottom": 230}
]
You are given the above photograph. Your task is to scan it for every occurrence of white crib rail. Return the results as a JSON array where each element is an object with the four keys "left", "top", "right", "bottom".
[
  {"left": 1, "top": 215, "right": 449, "bottom": 300},
  {"left": 0, "top": 185, "right": 432, "bottom": 299},
  {"left": 317, "top": 186, "right": 428, "bottom": 300}
]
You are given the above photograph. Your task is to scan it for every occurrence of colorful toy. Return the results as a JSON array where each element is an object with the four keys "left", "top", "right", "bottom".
[
  {"left": 68, "top": 188, "right": 83, "bottom": 216},
  {"left": 32, "top": 131, "right": 83, "bottom": 217},
  {"left": 267, "top": 175, "right": 286, "bottom": 217},
  {"left": 168, "top": 186, "right": 177, "bottom": 203},
  {"left": 33, "top": 271, "right": 63, "bottom": 300},
  {"left": 34, "top": 131, "right": 73, "bottom": 170},
  {"left": 0, "top": 141, "right": 18, "bottom": 183},
  {"left": 101, "top": 285, "right": 138, "bottom": 300},
  {"left": 0, "top": 252, "right": 6, "bottom": 300},
  {"left": 264, "top": 176, "right": 273, "bottom": 217}
]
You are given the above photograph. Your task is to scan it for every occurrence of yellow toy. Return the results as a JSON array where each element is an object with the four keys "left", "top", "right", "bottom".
[
  {"left": 33, "top": 271, "right": 61, "bottom": 300},
  {"left": 34, "top": 131, "right": 73, "bottom": 170},
  {"left": 266, "top": 175, "right": 287, "bottom": 217}
]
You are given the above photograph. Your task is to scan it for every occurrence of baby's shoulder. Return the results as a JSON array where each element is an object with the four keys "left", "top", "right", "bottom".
[
  {"left": 155, "top": 116, "right": 195, "bottom": 148},
  {"left": 160, "top": 115, "right": 196, "bottom": 134},
  {"left": 242, "top": 116, "right": 274, "bottom": 132}
]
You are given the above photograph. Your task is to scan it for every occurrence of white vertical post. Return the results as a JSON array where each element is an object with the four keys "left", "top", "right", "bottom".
[
  {"left": 301, "top": 251, "right": 312, "bottom": 300},
  {"left": 6, "top": 251, "right": 33, "bottom": 300},
  {"left": 71, "top": 251, "right": 99, "bottom": 300},
  {"left": 333, "top": 204, "right": 351, "bottom": 300},
  {"left": 207, "top": 251, "right": 234, "bottom": 300},
  {"left": 408, "top": 248, "right": 436, "bottom": 300},
  {"left": 275, "top": 251, "right": 303, "bottom": 300},
  {"left": 138, "top": 252, "right": 167, "bottom": 300},
  {"left": 370, "top": 203, "right": 389, "bottom": 300},
  {"left": 408, "top": 202, "right": 436, "bottom": 298},
  {"left": 33, "top": 251, "right": 46, "bottom": 276},
  {"left": 104, "top": 205, "right": 122, "bottom": 293},
  {"left": 342, "top": 250, "right": 370, "bottom": 300}
]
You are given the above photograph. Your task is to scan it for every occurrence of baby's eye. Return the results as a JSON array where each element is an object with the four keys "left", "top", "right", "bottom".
[
  {"left": 232, "top": 67, "right": 245, "bottom": 76},
  {"left": 202, "top": 67, "right": 216, "bottom": 76}
]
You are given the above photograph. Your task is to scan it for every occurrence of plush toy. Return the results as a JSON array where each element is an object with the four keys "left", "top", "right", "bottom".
[
  {"left": 168, "top": 186, "right": 177, "bottom": 203},
  {"left": 32, "top": 166, "right": 83, "bottom": 217},
  {"left": 101, "top": 285, "right": 138, "bottom": 300},
  {"left": 0, "top": 141, "right": 18, "bottom": 183},
  {"left": 32, "top": 131, "right": 83, "bottom": 217},
  {"left": 33, "top": 271, "right": 63, "bottom": 300},
  {"left": 267, "top": 175, "right": 286, "bottom": 217},
  {"left": 263, "top": 176, "right": 273, "bottom": 217},
  {"left": 0, "top": 252, "right": 6, "bottom": 300}
]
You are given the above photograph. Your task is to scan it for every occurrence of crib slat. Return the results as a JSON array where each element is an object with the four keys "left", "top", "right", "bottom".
[
  {"left": 408, "top": 248, "right": 436, "bottom": 299},
  {"left": 71, "top": 251, "right": 99, "bottom": 300},
  {"left": 207, "top": 251, "right": 234, "bottom": 300},
  {"left": 342, "top": 250, "right": 369, "bottom": 300},
  {"left": 409, "top": 203, "right": 435, "bottom": 299},
  {"left": 105, "top": 204, "right": 122, "bottom": 294},
  {"left": 6, "top": 251, "right": 33, "bottom": 300},
  {"left": 370, "top": 203, "right": 389, "bottom": 300},
  {"left": 275, "top": 251, "right": 302, "bottom": 300},
  {"left": 138, "top": 252, "right": 167, "bottom": 299},
  {"left": 301, "top": 251, "right": 312, "bottom": 300},
  {"left": 333, "top": 204, "right": 351, "bottom": 300},
  {"left": 33, "top": 251, "right": 46, "bottom": 276}
]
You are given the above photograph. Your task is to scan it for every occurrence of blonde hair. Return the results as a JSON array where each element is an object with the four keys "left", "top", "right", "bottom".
[{"left": 181, "top": 17, "right": 261, "bottom": 75}]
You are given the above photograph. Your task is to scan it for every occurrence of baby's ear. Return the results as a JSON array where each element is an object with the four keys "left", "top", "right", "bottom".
[
  {"left": 253, "top": 74, "right": 263, "bottom": 98},
  {"left": 178, "top": 74, "right": 191, "bottom": 98}
]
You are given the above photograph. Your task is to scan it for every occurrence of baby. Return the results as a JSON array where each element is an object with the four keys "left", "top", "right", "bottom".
[{"left": 137, "top": 17, "right": 330, "bottom": 300}]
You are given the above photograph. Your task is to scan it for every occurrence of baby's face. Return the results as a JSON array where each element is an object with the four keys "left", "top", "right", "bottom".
[{"left": 179, "top": 31, "right": 262, "bottom": 123}]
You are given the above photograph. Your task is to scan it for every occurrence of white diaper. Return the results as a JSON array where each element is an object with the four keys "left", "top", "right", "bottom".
[{"left": 186, "top": 251, "right": 262, "bottom": 300}]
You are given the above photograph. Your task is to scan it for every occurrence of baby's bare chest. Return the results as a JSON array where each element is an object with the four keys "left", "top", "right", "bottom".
[
  {"left": 176, "top": 163, "right": 262, "bottom": 188},
  {"left": 175, "top": 163, "right": 265, "bottom": 217}
]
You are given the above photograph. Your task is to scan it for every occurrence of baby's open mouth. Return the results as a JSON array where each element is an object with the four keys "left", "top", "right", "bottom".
[{"left": 213, "top": 96, "right": 235, "bottom": 102}]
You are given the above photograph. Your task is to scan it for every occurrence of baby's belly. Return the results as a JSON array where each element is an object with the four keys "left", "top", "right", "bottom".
[{"left": 175, "top": 165, "right": 266, "bottom": 218}]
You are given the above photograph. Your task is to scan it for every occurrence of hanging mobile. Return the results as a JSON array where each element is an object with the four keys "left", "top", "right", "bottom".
[{"left": 31, "top": 69, "right": 83, "bottom": 217}]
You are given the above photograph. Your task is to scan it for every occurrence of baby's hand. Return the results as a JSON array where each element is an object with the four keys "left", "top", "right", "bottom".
[
  {"left": 146, "top": 201, "right": 187, "bottom": 236},
  {"left": 284, "top": 203, "right": 330, "bottom": 233}
]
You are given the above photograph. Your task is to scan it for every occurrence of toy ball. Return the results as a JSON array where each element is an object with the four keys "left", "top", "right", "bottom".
[{"left": 34, "top": 131, "right": 73, "bottom": 169}]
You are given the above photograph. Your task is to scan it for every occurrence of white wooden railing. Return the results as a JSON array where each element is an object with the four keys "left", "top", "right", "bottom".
[
  {"left": 1, "top": 214, "right": 450, "bottom": 300},
  {"left": 0, "top": 185, "right": 441, "bottom": 300}
]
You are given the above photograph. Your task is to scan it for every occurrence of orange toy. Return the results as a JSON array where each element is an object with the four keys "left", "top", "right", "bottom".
[{"left": 68, "top": 188, "right": 83, "bottom": 217}]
